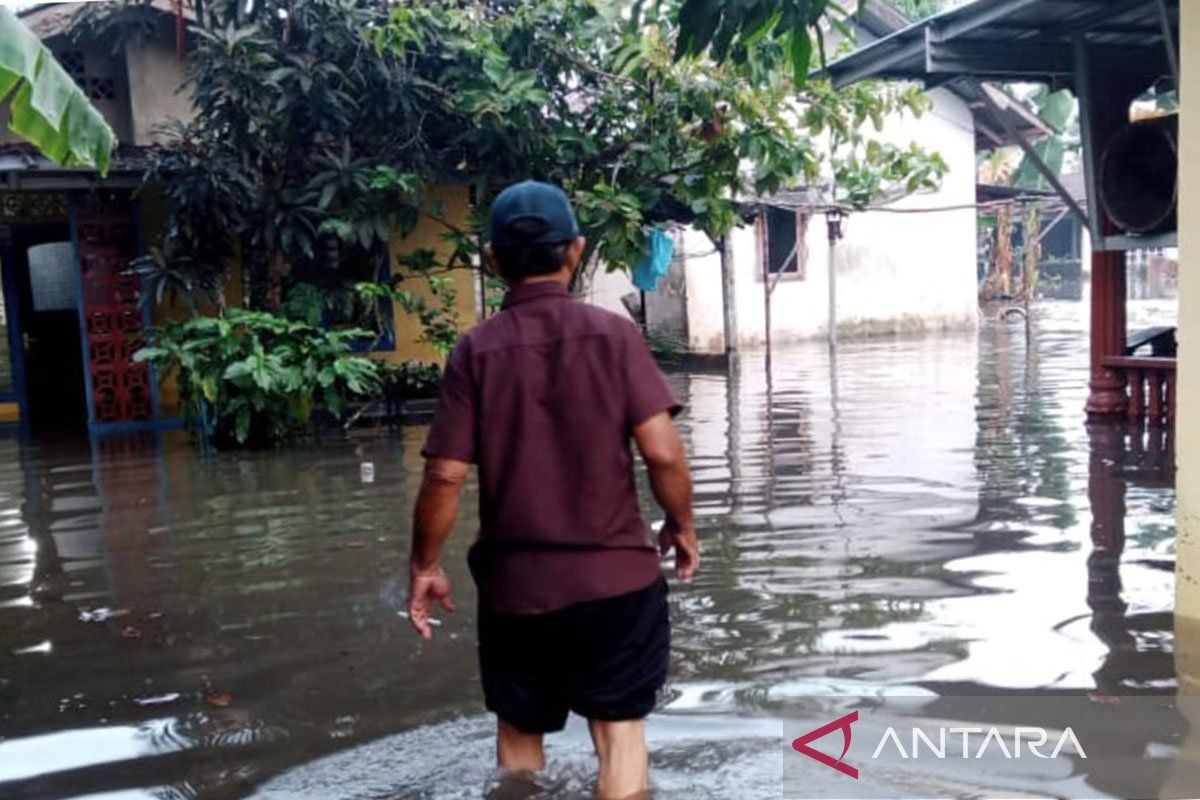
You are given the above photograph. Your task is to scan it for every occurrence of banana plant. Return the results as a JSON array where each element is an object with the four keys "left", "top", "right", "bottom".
[{"left": 0, "top": 7, "right": 116, "bottom": 174}]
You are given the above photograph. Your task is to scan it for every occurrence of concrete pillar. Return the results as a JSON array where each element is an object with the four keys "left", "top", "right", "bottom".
[{"left": 1176, "top": 0, "right": 1200, "bottom": 685}]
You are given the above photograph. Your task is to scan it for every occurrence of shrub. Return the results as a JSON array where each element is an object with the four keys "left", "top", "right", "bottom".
[
  {"left": 136, "top": 309, "right": 380, "bottom": 448},
  {"left": 382, "top": 361, "right": 442, "bottom": 400}
]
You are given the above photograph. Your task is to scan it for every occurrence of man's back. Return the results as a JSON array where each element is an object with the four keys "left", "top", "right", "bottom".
[
  {"left": 423, "top": 280, "right": 679, "bottom": 613},
  {"left": 409, "top": 181, "right": 697, "bottom": 799}
]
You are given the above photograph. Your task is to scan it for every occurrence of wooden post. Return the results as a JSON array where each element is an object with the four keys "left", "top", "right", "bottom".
[
  {"left": 1148, "top": 370, "right": 1164, "bottom": 424},
  {"left": 1075, "top": 44, "right": 1154, "bottom": 421},
  {"left": 1128, "top": 369, "right": 1144, "bottom": 422},
  {"left": 1086, "top": 249, "right": 1128, "bottom": 418}
]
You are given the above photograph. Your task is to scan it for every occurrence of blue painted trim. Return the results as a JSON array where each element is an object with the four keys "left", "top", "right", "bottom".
[
  {"left": 67, "top": 194, "right": 100, "bottom": 431},
  {"left": 90, "top": 417, "right": 184, "bottom": 437},
  {"left": 0, "top": 237, "right": 29, "bottom": 421},
  {"left": 349, "top": 250, "right": 397, "bottom": 353},
  {"left": 350, "top": 327, "right": 396, "bottom": 353}
]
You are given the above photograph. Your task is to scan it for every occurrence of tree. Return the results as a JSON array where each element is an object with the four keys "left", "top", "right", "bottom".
[
  {"left": 374, "top": 0, "right": 944, "bottom": 265},
  {"left": 978, "top": 87, "right": 1076, "bottom": 301},
  {"left": 887, "top": 0, "right": 966, "bottom": 22},
  {"left": 0, "top": 7, "right": 116, "bottom": 174},
  {"left": 126, "top": 0, "right": 944, "bottom": 322},
  {"left": 673, "top": 0, "right": 851, "bottom": 85},
  {"left": 140, "top": 0, "right": 449, "bottom": 315}
]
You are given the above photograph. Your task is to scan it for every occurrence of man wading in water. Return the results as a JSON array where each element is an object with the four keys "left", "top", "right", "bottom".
[{"left": 408, "top": 181, "right": 698, "bottom": 798}]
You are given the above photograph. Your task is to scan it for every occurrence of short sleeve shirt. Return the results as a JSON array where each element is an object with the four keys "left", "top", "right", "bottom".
[{"left": 423, "top": 280, "right": 681, "bottom": 614}]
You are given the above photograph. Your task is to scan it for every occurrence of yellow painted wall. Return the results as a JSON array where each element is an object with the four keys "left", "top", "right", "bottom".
[
  {"left": 379, "top": 184, "right": 478, "bottom": 365},
  {"left": 0, "top": 402, "right": 20, "bottom": 423},
  {"left": 141, "top": 187, "right": 245, "bottom": 417},
  {"left": 141, "top": 183, "right": 477, "bottom": 415},
  {"left": 1177, "top": 0, "right": 1200, "bottom": 687}
]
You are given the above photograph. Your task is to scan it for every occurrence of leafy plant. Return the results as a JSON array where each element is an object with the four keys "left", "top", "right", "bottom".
[
  {"left": 887, "top": 0, "right": 966, "bottom": 22},
  {"left": 135, "top": 309, "right": 381, "bottom": 448},
  {"left": 355, "top": 268, "right": 462, "bottom": 359},
  {"left": 112, "top": 0, "right": 945, "bottom": 324},
  {"left": 374, "top": 0, "right": 945, "bottom": 274},
  {"left": 381, "top": 361, "right": 442, "bottom": 400},
  {"left": 130, "top": 236, "right": 226, "bottom": 312},
  {"left": 0, "top": 7, "right": 116, "bottom": 173},
  {"left": 673, "top": 0, "right": 848, "bottom": 85}
]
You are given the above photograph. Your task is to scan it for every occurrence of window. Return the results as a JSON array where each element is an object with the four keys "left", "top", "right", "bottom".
[
  {"left": 27, "top": 242, "right": 76, "bottom": 311},
  {"left": 54, "top": 49, "right": 116, "bottom": 101},
  {"left": 763, "top": 207, "right": 805, "bottom": 279}
]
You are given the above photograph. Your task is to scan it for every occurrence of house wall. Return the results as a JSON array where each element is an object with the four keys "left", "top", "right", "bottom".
[
  {"left": 147, "top": 184, "right": 477, "bottom": 417},
  {"left": 1175, "top": 0, "right": 1200, "bottom": 672},
  {"left": 1, "top": 20, "right": 191, "bottom": 149},
  {"left": 0, "top": 39, "right": 134, "bottom": 146},
  {"left": 681, "top": 87, "right": 979, "bottom": 353},
  {"left": 382, "top": 184, "right": 478, "bottom": 365},
  {"left": 124, "top": 27, "right": 194, "bottom": 145}
]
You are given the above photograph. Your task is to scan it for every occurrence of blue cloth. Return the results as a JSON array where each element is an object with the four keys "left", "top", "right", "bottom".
[{"left": 632, "top": 228, "right": 675, "bottom": 292}]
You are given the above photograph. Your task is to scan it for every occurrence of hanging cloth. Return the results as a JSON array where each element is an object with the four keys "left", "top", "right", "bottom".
[{"left": 631, "top": 227, "right": 675, "bottom": 292}]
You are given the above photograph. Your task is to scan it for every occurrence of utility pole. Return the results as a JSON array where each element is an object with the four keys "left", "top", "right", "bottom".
[{"left": 826, "top": 209, "right": 845, "bottom": 348}]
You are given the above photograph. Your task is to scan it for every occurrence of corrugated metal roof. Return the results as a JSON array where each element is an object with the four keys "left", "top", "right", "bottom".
[{"left": 826, "top": 0, "right": 1177, "bottom": 89}]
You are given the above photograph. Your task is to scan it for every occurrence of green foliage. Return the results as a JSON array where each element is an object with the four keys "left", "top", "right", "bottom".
[
  {"left": 380, "top": 360, "right": 442, "bottom": 400},
  {"left": 371, "top": 0, "right": 822, "bottom": 270},
  {"left": 356, "top": 269, "right": 462, "bottom": 359},
  {"left": 0, "top": 7, "right": 116, "bottom": 174},
  {"left": 1009, "top": 89, "right": 1075, "bottom": 192},
  {"left": 123, "top": 0, "right": 945, "bottom": 323},
  {"left": 131, "top": 237, "right": 226, "bottom": 312},
  {"left": 673, "top": 0, "right": 851, "bottom": 85},
  {"left": 375, "top": 0, "right": 943, "bottom": 270},
  {"left": 135, "top": 309, "right": 380, "bottom": 448},
  {"left": 140, "top": 0, "right": 440, "bottom": 311},
  {"left": 802, "top": 76, "right": 947, "bottom": 208},
  {"left": 887, "top": 0, "right": 960, "bottom": 21}
]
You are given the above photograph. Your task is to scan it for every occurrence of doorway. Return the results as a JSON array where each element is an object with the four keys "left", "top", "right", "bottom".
[{"left": 6, "top": 225, "right": 88, "bottom": 433}]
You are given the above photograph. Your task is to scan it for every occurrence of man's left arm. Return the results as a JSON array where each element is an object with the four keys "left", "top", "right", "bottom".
[{"left": 408, "top": 457, "right": 470, "bottom": 639}]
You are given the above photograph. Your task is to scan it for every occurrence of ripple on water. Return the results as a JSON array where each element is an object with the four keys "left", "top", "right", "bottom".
[{"left": 0, "top": 300, "right": 1178, "bottom": 799}]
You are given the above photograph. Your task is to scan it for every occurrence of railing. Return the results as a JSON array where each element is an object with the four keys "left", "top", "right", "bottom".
[{"left": 1101, "top": 356, "right": 1177, "bottom": 425}]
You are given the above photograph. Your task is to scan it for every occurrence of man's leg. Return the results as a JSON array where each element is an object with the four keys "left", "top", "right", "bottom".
[
  {"left": 497, "top": 718, "right": 545, "bottom": 772},
  {"left": 588, "top": 718, "right": 649, "bottom": 799}
]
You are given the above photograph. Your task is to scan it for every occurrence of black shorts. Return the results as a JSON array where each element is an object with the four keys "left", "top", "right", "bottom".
[{"left": 478, "top": 576, "right": 670, "bottom": 734}]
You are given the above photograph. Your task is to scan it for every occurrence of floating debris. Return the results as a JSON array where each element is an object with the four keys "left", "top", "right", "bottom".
[
  {"left": 78, "top": 608, "right": 130, "bottom": 623},
  {"left": 206, "top": 692, "right": 233, "bottom": 708}
]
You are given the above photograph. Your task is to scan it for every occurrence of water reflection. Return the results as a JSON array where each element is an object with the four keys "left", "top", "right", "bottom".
[{"left": 0, "top": 301, "right": 1178, "bottom": 799}]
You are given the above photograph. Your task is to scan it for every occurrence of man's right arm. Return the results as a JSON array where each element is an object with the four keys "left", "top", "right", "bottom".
[{"left": 633, "top": 411, "right": 699, "bottom": 581}]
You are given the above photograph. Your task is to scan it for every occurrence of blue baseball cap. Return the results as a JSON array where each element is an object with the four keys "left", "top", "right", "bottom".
[{"left": 488, "top": 181, "right": 580, "bottom": 247}]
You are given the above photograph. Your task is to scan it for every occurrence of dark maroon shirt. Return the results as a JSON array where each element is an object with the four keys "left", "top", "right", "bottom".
[{"left": 422, "top": 280, "right": 681, "bottom": 614}]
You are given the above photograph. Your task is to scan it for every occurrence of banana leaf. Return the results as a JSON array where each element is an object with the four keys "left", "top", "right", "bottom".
[{"left": 0, "top": 7, "right": 116, "bottom": 175}]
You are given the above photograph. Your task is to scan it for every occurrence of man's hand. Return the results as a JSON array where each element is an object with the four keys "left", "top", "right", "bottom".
[
  {"left": 634, "top": 412, "right": 697, "bottom": 582},
  {"left": 658, "top": 518, "right": 699, "bottom": 581},
  {"left": 408, "top": 564, "right": 455, "bottom": 639},
  {"left": 408, "top": 457, "right": 469, "bottom": 640}
]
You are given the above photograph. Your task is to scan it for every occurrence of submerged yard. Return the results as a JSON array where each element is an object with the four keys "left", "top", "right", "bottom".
[{"left": 0, "top": 301, "right": 1177, "bottom": 800}]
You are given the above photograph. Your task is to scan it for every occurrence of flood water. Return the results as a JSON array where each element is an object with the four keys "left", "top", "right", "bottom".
[{"left": 0, "top": 300, "right": 1178, "bottom": 800}]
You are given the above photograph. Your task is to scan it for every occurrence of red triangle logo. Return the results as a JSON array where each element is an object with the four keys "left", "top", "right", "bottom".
[{"left": 791, "top": 710, "right": 860, "bottom": 779}]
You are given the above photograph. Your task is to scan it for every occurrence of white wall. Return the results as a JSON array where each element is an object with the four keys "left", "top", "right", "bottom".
[
  {"left": 687, "top": 87, "right": 980, "bottom": 353},
  {"left": 584, "top": 266, "right": 639, "bottom": 319}
]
